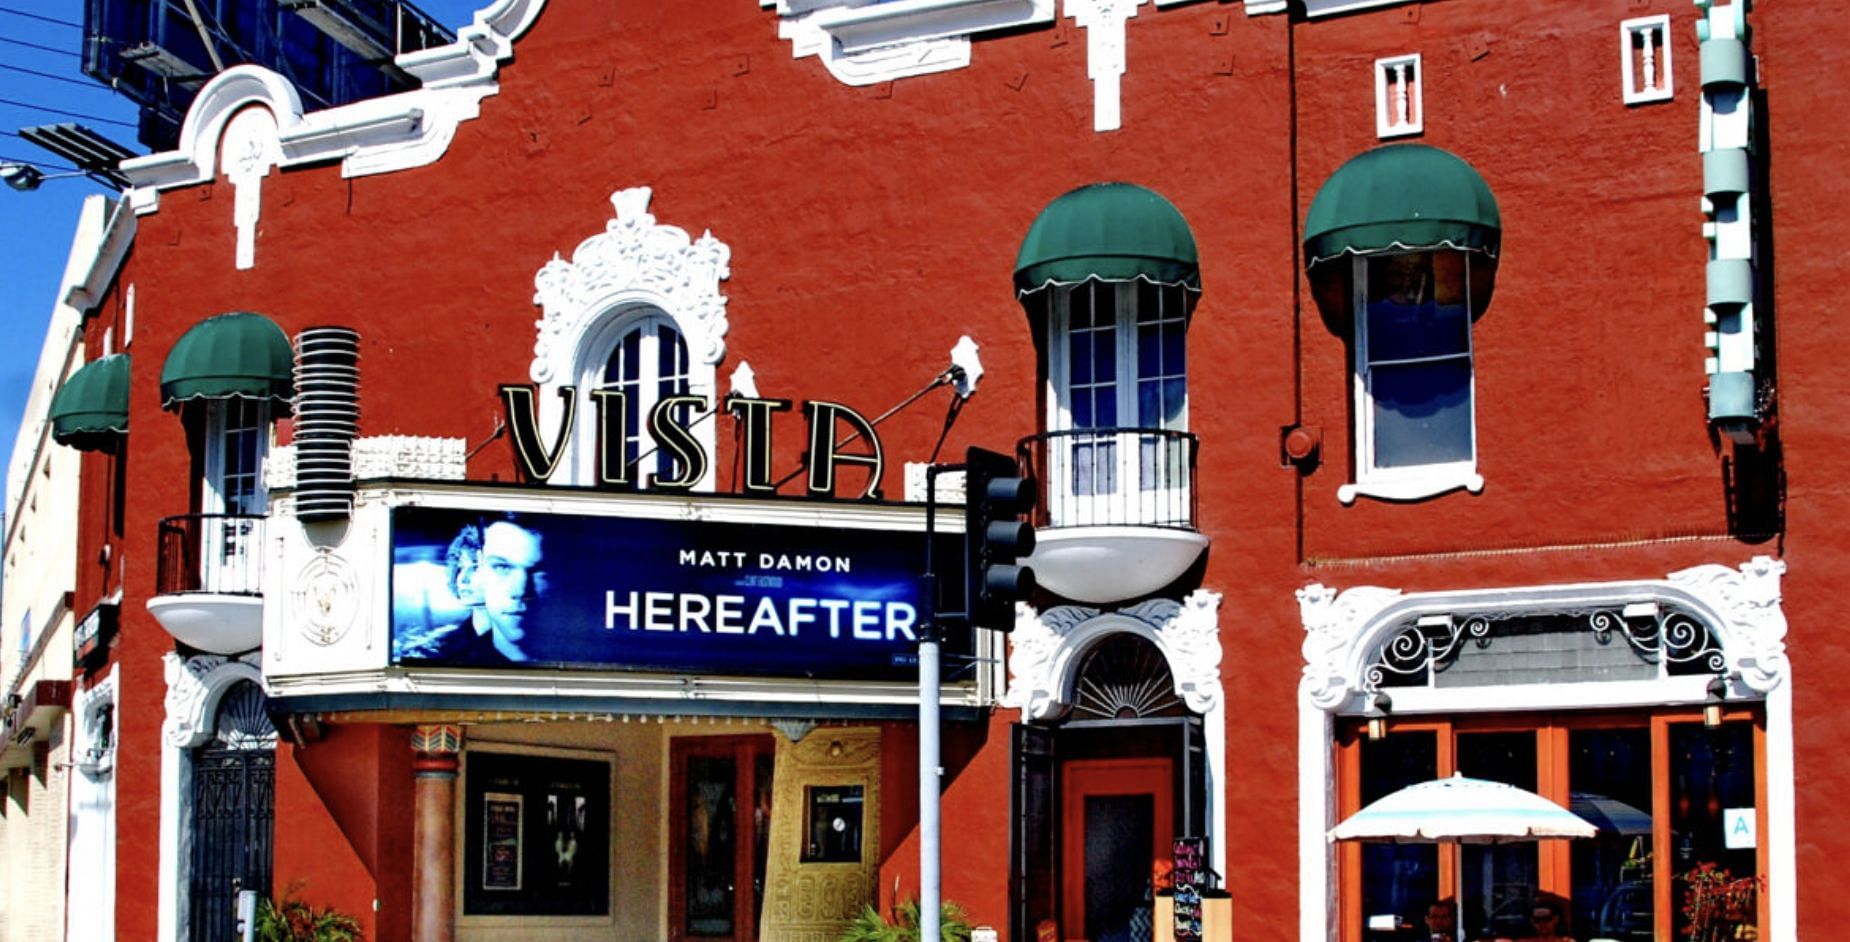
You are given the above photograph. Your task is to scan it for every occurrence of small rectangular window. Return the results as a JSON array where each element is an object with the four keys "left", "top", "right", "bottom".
[{"left": 802, "top": 785, "right": 865, "bottom": 863}]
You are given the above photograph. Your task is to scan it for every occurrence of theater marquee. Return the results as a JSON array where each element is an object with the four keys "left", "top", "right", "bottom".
[{"left": 388, "top": 505, "right": 970, "bottom": 681}]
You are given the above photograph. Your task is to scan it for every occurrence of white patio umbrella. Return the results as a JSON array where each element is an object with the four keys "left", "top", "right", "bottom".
[{"left": 1330, "top": 773, "right": 1599, "bottom": 844}]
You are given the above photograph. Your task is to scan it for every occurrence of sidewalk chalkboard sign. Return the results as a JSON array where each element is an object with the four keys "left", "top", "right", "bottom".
[{"left": 1172, "top": 836, "right": 1208, "bottom": 942}]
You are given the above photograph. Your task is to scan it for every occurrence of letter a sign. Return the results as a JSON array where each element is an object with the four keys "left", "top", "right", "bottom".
[{"left": 1723, "top": 807, "right": 1757, "bottom": 849}]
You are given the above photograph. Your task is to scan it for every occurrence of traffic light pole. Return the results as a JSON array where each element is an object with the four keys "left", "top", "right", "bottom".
[
  {"left": 919, "top": 447, "right": 1034, "bottom": 942},
  {"left": 919, "top": 463, "right": 950, "bottom": 942}
]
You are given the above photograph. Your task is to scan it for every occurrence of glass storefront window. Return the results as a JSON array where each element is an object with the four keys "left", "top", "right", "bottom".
[
  {"left": 1359, "top": 730, "right": 1437, "bottom": 940},
  {"left": 1570, "top": 728, "right": 1654, "bottom": 942},
  {"left": 1341, "top": 712, "right": 1764, "bottom": 942},
  {"left": 1457, "top": 732, "right": 1538, "bottom": 941}
]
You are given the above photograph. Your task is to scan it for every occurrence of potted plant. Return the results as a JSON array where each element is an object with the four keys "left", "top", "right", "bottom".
[
  {"left": 1677, "top": 862, "right": 1761, "bottom": 942},
  {"left": 839, "top": 895, "right": 973, "bottom": 942},
  {"left": 253, "top": 883, "right": 364, "bottom": 942}
]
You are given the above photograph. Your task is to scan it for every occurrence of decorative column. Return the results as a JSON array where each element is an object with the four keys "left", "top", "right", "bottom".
[{"left": 411, "top": 724, "right": 463, "bottom": 942}]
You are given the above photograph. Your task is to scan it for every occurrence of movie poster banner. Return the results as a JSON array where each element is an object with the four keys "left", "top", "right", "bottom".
[
  {"left": 464, "top": 751, "right": 610, "bottom": 917},
  {"left": 389, "top": 505, "right": 971, "bottom": 679}
]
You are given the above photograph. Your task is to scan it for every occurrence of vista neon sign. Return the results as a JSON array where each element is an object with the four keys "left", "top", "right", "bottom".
[{"left": 499, "top": 386, "right": 885, "bottom": 498}]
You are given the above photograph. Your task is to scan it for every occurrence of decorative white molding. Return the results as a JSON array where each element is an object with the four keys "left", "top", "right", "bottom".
[
  {"left": 1298, "top": 0, "right": 1413, "bottom": 17},
  {"left": 1295, "top": 558, "right": 1793, "bottom": 942},
  {"left": 760, "top": 0, "right": 1053, "bottom": 87},
  {"left": 269, "top": 435, "right": 467, "bottom": 491},
  {"left": 120, "top": 0, "right": 546, "bottom": 215},
  {"left": 158, "top": 650, "right": 264, "bottom": 942},
  {"left": 1296, "top": 557, "right": 1788, "bottom": 714},
  {"left": 532, "top": 188, "right": 731, "bottom": 379},
  {"left": 1668, "top": 555, "right": 1787, "bottom": 692},
  {"left": 351, "top": 435, "right": 468, "bottom": 480},
  {"left": 1003, "top": 590, "right": 1226, "bottom": 878},
  {"left": 292, "top": 548, "right": 361, "bottom": 647},
  {"left": 1621, "top": 14, "right": 1674, "bottom": 105},
  {"left": 1065, "top": 0, "right": 1145, "bottom": 133},
  {"left": 1374, "top": 53, "right": 1422, "bottom": 138},
  {"left": 1338, "top": 468, "right": 1483, "bottom": 505},
  {"left": 1296, "top": 583, "right": 1404, "bottom": 711},
  {"left": 220, "top": 105, "right": 280, "bottom": 270},
  {"left": 162, "top": 651, "right": 264, "bottom": 750},
  {"left": 530, "top": 187, "right": 730, "bottom": 488},
  {"left": 903, "top": 464, "right": 965, "bottom": 503},
  {"left": 1004, "top": 588, "right": 1221, "bottom": 720},
  {"left": 66, "top": 668, "right": 119, "bottom": 942}
]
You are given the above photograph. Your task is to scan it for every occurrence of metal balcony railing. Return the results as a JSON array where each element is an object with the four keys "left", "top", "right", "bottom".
[
  {"left": 156, "top": 514, "right": 265, "bottom": 596},
  {"left": 1018, "top": 428, "right": 1199, "bottom": 531}
]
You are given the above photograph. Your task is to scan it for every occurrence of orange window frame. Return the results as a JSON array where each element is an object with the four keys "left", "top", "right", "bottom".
[{"left": 1335, "top": 707, "right": 1767, "bottom": 942}]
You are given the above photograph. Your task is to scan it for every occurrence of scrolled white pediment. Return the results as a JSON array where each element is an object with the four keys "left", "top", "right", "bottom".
[
  {"left": 530, "top": 187, "right": 731, "bottom": 385},
  {"left": 1005, "top": 589, "right": 1223, "bottom": 721},
  {"left": 1296, "top": 556, "right": 1789, "bottom": 713}
]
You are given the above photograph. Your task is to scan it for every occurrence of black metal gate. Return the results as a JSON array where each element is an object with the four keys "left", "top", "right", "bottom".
[{"left": 188, "top": 680, "right": 276, "bottom": 942}]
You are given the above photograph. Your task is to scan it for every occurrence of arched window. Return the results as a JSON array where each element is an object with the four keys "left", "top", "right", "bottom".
[
  {"left": 530, "top": 188, "right": 731, "bottom": 490},
  {"left": 576, "top": 309, "right": 694, "bottom": 486}
]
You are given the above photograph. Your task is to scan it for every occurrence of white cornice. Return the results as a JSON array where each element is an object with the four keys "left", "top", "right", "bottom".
[
  {"left": 762, "top": 0, "right": 1053, "bottom": 86},
  {"left": 120, "top": 0, "right": 547, "bottom": 215}
]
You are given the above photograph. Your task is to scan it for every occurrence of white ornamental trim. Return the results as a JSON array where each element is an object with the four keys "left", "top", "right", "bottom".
[
  {"left": 1295, "top": 555, "right": 1789, "bottom": 713},
  {"left": 161, "top": 651, "right": 263, "bottom": 750},
  {"left": 760, "top": 0, "right": 1052, "bottom": 87},
  {"left": 1004, "top": 588, "right": 1222, "bottom": 720},
  {"left": 121, "top": 0, "right": 545, "bottom": 214},
  {"left": 531, "top": 187, "right": 732, "bottom": 381}
]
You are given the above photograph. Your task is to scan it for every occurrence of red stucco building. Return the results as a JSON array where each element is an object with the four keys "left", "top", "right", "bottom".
[{"left": 31, "top": 0, "right": 1850, "bottom": 940}]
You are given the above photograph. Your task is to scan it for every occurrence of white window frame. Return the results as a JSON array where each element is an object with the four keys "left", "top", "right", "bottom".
[
  {"left": 1339, "top": 251, "right": 1484, "bottom": 505},
  {"left": 569, "top": 305, "right": 703, "bottom": 488},
  {"left": 1044, "top": 280, "right": 1190, "bottom": 525},
  {"left": 1621, "top": 14, "right": 1674, "bottom": 105},
  {"left": 200, "top": 399, "right": 268, "bottom": 592},
  {"left": 1374, "top": 53, "right": 1423, "bottom": 139}
]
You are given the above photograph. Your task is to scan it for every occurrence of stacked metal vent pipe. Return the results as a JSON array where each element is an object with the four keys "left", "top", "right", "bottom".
[{"left": 293, "top": 326, "right": 360, "bottom": 521}]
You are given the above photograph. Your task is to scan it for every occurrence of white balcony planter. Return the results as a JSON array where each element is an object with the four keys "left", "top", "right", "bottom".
[
  {"left": 1027, "top": 526, "right": 1209, "bottom": 604},
  {"left": 146, "top": 594, "right": 264, "bottom": 655}
]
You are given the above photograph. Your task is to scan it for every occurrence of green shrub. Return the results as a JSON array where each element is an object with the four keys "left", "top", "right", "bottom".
[
  {"left": 253, "top": 885, "right": 364, "bottom": 942},
  {"left": 840, "top": 897, "right": 972, "bottom": 942}
]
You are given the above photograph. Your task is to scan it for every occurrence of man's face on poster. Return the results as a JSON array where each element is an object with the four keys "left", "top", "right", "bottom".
[{"left": 478, "top": 520, "right": 548, "bottom": 643}]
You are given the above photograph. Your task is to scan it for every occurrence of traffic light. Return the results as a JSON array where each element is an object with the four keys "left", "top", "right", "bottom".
[{"left": 963, "top": 446, "right": 1036, "bottom": 631}]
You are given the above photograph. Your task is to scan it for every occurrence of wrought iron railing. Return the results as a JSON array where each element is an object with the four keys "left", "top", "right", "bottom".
[
  {"left": 1017, "top": 428, "right": 1199, "bottom": 531},
  {"left": 156, "top": 514, "right": 265, "bottom": 596}
]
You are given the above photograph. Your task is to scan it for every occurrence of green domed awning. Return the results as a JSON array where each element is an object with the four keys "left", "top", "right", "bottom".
[
  {"left": 160, "top": 312, "right": 294, "bottom": 409},
  {"left": 1015, "top": 183, "right": 1200, "bottom": 292},
  {"left": 50, "top": 353, "right": 129, "bottom": 449},
  {"left": 1304, "top": 144, "right": 1501, "bottom": 265}
]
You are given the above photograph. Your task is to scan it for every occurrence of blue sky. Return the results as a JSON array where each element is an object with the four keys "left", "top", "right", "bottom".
[{"left": 0, "top": 0, "right": 484, "bottom": 509}]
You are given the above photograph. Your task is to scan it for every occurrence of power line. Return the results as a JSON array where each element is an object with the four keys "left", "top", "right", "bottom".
[
  {"left": 0, "top": 96, "right": 136, "bottom": 129},
  {"left": 0, "top": 35, "right": 78, "bottom": 58},
  {"left": 0, "top": 61, "right": 111, "bottom": 91},
  {"left": 0, "top": 153, "right": 81, "bottom": 173},
  {"left": 0, "top": 6, "right": 81, "bottom": 29}
]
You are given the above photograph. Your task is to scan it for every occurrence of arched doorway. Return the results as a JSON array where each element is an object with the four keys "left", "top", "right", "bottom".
[
  {"left": 186, "top": 679, "right": 277, "bottom": 942},
  {"left": 1011, "top": 623, "right": 1217, "bottom": 942}
]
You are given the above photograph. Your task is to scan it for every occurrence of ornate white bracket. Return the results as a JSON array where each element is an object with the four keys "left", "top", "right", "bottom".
[
  {"left": 1065, "top": 0, "right": 1144, "bottom": 132},
  {"left": 1295, "top": 556, "right": 1788, "bottom": 714},
  {"left": 162, "top": 651, "right": 264, "bottom": 750},
  {"left": 1005, "top": 588, "right": 1221, "bottom": 721}
]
